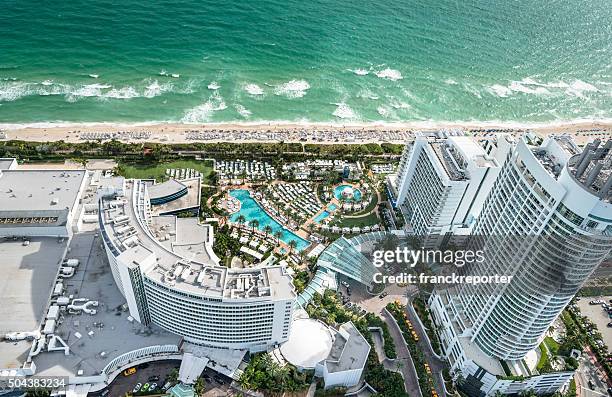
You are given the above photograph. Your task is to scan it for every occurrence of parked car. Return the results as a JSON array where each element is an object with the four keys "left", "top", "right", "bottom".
[
  {"left": 132, "top": 383, "right": 142, "bottom": 393},
  {"left": 590, "top": 299, "right": 604, "bottom": 305},
  {"left": 379, "top": 292, "right": 388, "bottom": 299},
  {"left": 149, "top": 383, "right": 157, "bottom": 391},
  {"left": 607, "top": 322, "right": 612, "bottom": 328},
  {"left": 341, "top": 281, "right": 350, "bottom": 288}
]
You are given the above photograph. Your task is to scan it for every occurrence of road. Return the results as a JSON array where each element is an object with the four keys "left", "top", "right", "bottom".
[
  {"left": 382, "top": 309, "right": 423, "bottom": 397},
  {"left": 575, "top": 347, "right": 611, "bottom": 397},
  {"left": 405, "top": 297, "right": 448, "bottom": 397}
]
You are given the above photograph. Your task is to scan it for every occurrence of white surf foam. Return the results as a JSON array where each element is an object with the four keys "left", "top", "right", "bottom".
[
  {"left": 332, "top": 102, "right": 358, "bottom": 119},
  {"left": 0, "top": 81, "right": 31, "bottom": 102},
  {"left": 103, "top": 86, "right": 139, "bottom": 99},
  {"left": 235, "top": 104, "right": 252, "bottom": 118},
  {"left": 244, "top": 83, "right": 264, "bottom": 95},
  {"left": 207, "top": 82, "right": 221, "bottom": 90},
  {"left": 144, "top": 80, "right": 172, "bottom": 98},
  {"left": 375, "top": 68, "right": 403, "bottom": 81},
  {"left": 181, "top": 93, "right": 227, "bottom": 122},
  {"left": 376, "top": 105, "right": 396, "bottom": 119},
  {"left": 565, "top": 80, "right": 599, "bottom": 98},
  {"left": 488, "top": 84, "right": 512, "bottom": 98},
  {"left": 351, "top": 68, "right": 370, "bottom": 76},
  {"left": 66, "top": 83, "right": 112, "bottom": 102},
  {"left": 41, "top": 80, "right": 54, "bottom": 86},
  {"left": 274, "top": 80, "right": 310, "bottom": 98},
  {"left": 444, "top": 79, "right": 458, "bottom": 85}
]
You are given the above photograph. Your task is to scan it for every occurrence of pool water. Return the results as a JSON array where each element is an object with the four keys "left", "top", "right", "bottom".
[
  {"left": 328, "top": 204, "right": 338, "bottom": 211},
  {"left": 229, "top": 189, "right": 310, "bottom": 251},
  {"left": 333, "top": 184, "right": 362, "bottom": 201},
  {"left": 314, "top": 211, "right": 330, "bottom": 223}
]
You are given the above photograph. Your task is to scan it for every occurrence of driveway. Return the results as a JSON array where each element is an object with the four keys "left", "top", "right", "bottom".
[
  {"left": 382, "top": 309, "right": 423, "bottom": 397},
  {"left": 405, "top": 296, "right": 447, "bottom": 397}
]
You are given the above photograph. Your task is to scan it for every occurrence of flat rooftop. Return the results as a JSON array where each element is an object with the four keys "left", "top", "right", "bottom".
[
  {"left": 31, "top": 232, "right": 181, "bottom": 377},
  {"left": 0, "top": 158, "right": 17, "bottom": 170},
  {"left": 151, "top": 178, "right": 201, "bottom": 216},
  {"left": 325, "top": 322, "right": 370, "bottom": 373},
  {"left": 100, "top": 179, "right": 295, "bottom": 301},
  {"left": 0, "top": 237, "right": 67, "bottom": 369},
  {"left": 147, "top": 179, "right": 187, "bottom": 200},
  {"left": 0, "top": 170, "right": 86, "bottom": 212}
]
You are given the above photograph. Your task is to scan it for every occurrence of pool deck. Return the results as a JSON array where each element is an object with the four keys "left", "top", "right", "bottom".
[{"left": 228, "top": 189, "right": 311, "bottom": 252}]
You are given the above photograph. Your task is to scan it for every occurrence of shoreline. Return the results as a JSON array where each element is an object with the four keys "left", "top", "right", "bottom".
[{"left": 1, "top": 119, "right": 611, "bottom": 145}]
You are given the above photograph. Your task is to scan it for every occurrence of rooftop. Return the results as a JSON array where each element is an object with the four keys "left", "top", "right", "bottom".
[
  {"left": 100, "top": 179, "right": 295, "bottom": 301},
  {"left": 279, "top": 318, "right": 334, "bottom": 369},
  {"left": 567, "top": 139, "right": 612, "bottom": 201},
  {"left": 0, "top": 169, "right": 86, "bottom": 212},
  {"left": 150, "top": 178, "right": 201, "bottom": 216},
  {"left": 32, "top": 232, "right": 180, "bottom": 378},
  {"left": 0, "top": 237, "right": 67, "bottom": 370},
  {"left": 324, "top": 322, "right": 370, "bottom": 373},
  {"left": 147, "top": 179, "right": 187, "bottom": 201},
  {"left": 0, "top": 158, "right": 17, "bottom": 170}
]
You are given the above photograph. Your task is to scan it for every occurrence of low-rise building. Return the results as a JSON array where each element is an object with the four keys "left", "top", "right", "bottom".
[{"left": 0, "top": 160, "right": 87, "bottom": 237}]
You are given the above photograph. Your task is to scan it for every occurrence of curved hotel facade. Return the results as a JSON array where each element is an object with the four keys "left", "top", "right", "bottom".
[
  {"left": 393, "top": 135, "right": 612, "bottom": 395},
  {"left": 98, "top": 178, "right": 295, "bottom": 352},
  {"left": 454, "top": 136, "right": 612, "bottom": 360}
]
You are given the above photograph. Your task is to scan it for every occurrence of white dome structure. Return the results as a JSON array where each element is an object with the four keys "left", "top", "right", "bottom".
[{"left": 280, "top": 318, "right": 333, "bottom": 370}]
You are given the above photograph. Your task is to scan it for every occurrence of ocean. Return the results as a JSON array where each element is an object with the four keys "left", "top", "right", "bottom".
[{"left": 0, "top": 0, "right": 610, "bottom": 125}]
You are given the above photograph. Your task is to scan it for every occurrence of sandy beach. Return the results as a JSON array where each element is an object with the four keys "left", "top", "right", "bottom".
[{"left": 1, "top": 120, "right": 611, "bottom": 145}]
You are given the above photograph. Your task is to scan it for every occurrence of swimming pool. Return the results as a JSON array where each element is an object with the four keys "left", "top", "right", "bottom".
[
  {"left": 328, "top": 204, "right": 338, "bottom": 211},
  {"left": 314, "top": 211, "right": 330, "bottom": 223},
  {"left": 229, "top": 189, "right": 311, "bottom": 251},
  {"left": 333, "top": 184, "right": 362, "bottom": 201}
]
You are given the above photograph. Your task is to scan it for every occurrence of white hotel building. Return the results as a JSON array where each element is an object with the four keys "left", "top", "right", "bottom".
[
  {"left": 394, "top": 135, "right": 512, "bottom": 247},
  {"left": 98, "top": 178, "right": 295, "bottom": 353},
  {"left": 427, "top": 135, "right": 612, "bottom": 395}
]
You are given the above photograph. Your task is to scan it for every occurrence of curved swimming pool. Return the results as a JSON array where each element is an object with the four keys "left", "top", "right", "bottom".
[
  {"left": 333, "top": 184, "right": 363, "bottom": 201},
  {"left": 229, "top": 189, "right": 311, "bottom": 251}
]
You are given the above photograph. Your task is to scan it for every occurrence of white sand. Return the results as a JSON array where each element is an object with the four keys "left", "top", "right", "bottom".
[{"left": 1, "top": 120, "right": 611, "bottom": 145}]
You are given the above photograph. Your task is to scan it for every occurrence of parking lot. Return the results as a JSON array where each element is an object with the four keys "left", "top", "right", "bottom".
[
  {"left": 90, "top": 360, "right": 180, "bottom": 396},
  {"left": 577, "top": 296, "right": 612, "bottom": 348},
  {"left": 89, "top": 360, "right": 232, "bottom": 396}
]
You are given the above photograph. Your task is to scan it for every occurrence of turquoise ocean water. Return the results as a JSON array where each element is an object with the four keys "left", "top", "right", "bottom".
[{"left": 0, "top": 0, "right": 610, "bottom": 125}]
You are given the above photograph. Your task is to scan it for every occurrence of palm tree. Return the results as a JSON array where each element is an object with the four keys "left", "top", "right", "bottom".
[
  {"left": 236, "top": 214, "right": 246, "bottom": 228},
  {"left": 251, "top": 219, "right": 259, "bottom": 232},
  {"left": 194, "top": 377, "right": 206, "bottom": 395},
  {"left": 288, "top": 240, "right": 297, "bottom": 254},
  {"left": 274, "top": 230, "right": 282, "bottom": 244},
  {"left": 263, "top": 225, "right": 273, "bottom": 237}
]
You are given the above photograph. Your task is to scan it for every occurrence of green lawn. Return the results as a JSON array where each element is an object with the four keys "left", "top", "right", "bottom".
[
  {"left": 118, "top": 159, "right": 214, "bottom": 183},
  {"left": 544, "top": 336, "right": 560, "bottom": 355},
  {"left": 332, "top": 211, "right": 380, "bottom": 228},
  {"left": 349, "top": 190, "right": 379, "bottom": 216}
]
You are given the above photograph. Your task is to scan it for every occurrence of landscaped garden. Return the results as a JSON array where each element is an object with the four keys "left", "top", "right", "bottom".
[
  {"left": 116, "top": 159, "right": 215, "bottom": 183},
  {"left": 387, "top": 301, "right": 438, "bottom": 397},
  {"left": 305, "top": 290, "right": 406, "bottom": 396}
]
